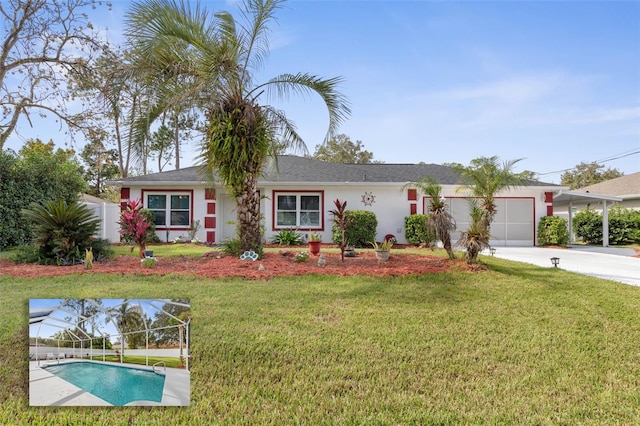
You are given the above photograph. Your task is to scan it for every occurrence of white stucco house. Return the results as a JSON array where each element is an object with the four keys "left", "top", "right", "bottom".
[{"left": 111, "top": 155, "right": 562, "bottom": 247}]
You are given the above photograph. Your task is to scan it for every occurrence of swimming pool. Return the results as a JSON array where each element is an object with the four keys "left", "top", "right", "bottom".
[{"left": 43, "top": 361, "right": 165, "bottom": 406}]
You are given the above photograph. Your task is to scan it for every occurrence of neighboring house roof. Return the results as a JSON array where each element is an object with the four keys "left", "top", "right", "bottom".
[
  {"left": 577, "top": 172, "right": 640, "bottom": 199},
  {"left": 113, "top": 155, "right": 557, "bottom": 187}
]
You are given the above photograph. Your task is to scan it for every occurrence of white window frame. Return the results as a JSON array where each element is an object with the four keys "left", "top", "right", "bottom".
[
  {"left": 274, "top": 192, "right": 323, "bottom": 230},
  {"left": 145, "top": 191, "right": 191, "bottom": 229}
]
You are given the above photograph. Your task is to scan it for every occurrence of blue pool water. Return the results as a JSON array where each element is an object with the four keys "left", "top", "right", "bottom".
[{"left": 43, "top": 362, "right": 165, "bottom": 405}]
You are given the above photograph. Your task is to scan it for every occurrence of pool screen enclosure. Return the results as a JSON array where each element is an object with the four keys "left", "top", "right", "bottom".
[{"left": 29, "top": 299, "right": 190, "bottom": 371}]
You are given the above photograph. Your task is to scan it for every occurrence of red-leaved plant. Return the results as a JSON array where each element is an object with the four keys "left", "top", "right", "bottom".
[
  {"left": 119, "top": 198, "right": 152, "bottom": 258},
  {"left": 329, "top": 199, "right": 348, "bottom": 262}
]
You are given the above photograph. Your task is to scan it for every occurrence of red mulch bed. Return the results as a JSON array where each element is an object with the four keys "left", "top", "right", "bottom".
[{"left": 0, "top": 250, "right": 470, "bottom": 280}]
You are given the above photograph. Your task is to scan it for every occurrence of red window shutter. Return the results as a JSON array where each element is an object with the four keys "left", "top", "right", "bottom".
[
  {"left": 204, "top": 217, "right": 216, "bottom": 229},
  {"left": 205, "top": 188, "right": 216, "bottom": 200},
  {"left": 410, "top": 204, "right": 417, "bottom": 215},
  {"left": 207, "top": 202, "right": 216, "bottom": 215},
  {"left": 206, "top": 231, "right": 215, "bottom": 243},
  {"left": 408, "top": 189, "right": 417, "bottom": 201},
  {"left": 546, "top": 205, "right": 554, "bottom": 216},
  {"left": 120, "top": 187, "right": 130, "bottom": 200},
  {"left": 544, "top": 192, "right": 553, "bottom": 203}
]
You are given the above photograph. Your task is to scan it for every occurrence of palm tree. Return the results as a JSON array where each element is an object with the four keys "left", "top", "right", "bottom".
[
  {"left": 454, "top": 156, "right": 529, "bottom": 263},
  {"left": 457, "top": 200, "right": 491, "bottom": 264},
  {"left": 411, "top": 178, "right": 456, "bottom": 260},
  {"left": 121, "top": 0, "right": 350, "bottom": 254},
  {"left": 454, "top": 156, "right": 528, "bottom": 232},
  {"left": 106, "top": 301, "right": 144, "bottom": 363}
]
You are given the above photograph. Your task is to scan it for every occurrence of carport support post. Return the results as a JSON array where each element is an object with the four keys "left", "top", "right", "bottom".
[
  {"left": 603, "top": 201, "right": 610, "bottom": 247},
  {"left": 567, "top": 203, "right": 574, "bottom": 244}
]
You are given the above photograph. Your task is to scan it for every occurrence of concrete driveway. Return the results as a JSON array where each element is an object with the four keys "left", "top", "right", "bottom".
[{"left": 488, "top": 246, "right": 640, "bottom": 287}]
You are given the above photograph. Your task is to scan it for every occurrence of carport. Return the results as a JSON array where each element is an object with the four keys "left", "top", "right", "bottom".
[{"left": 553, "top": 190, "right": 623, "bottom": 246}]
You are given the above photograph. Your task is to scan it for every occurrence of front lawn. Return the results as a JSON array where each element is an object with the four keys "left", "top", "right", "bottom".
[{"left": 4, "top": 256, "right": 640, "bottom": 424}]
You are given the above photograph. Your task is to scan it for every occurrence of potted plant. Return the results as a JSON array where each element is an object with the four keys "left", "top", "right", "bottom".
[
  {"left": 371, "top": 238, "right": 394, "bottom": 262},
  {"left": 308, "top": 232, "right": 322, "bottom": 256}
]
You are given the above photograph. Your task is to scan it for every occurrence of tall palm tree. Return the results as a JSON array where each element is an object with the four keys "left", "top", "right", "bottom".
[
  {"left": 106, "top": 301, "right": 144, "bottom": 363},
  {"left": 409, "top": 178, "right": 456, "bottom": 260},
  {"left": 454, "top": 156, "right": 529, "bottom": 263},
  {"left": 122, "top": 0, "right": 350, "bottom": 254}
]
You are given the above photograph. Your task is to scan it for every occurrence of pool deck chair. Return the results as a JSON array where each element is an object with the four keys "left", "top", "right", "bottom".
[
  {"left": 46, "top": 353, "right": 55, "bottom": 360},
  {"left": 57, "top": 353, "right": 65, "bottom": 359}
]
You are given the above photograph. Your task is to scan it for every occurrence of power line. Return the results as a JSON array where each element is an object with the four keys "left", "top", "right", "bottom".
[{"left": 536, "top": 149, "right": 640, "bottom": 177}]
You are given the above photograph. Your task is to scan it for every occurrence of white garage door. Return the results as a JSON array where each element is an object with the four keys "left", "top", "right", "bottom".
[{"left": 444, "top": 197, "right": 535, "bottom": 247}]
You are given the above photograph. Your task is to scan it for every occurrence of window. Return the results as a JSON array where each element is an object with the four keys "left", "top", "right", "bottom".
[
  {"left": 146, "top": 192, "right": 191, "bottom": 228},
  {"left": 275, "top": 193, "right": 322, "bottom": 228}
]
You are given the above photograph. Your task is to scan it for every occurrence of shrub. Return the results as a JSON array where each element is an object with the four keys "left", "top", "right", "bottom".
[
  {"left": 572, "top": 206, "right": 640, "bottom": 245},
  {"left": 221, "top": 238, "right": 263, "bottom": 259},
  {"left": 573, "top": 208, "right": 602, "bottom": 244},
  {"left": 294, "top": 252, "right": 309, "bottom": 262},
  {"left": 609, "top": 206, "right": 640, "bottom": 245},
  {"left": 89, "top": 238, "right": 115, "bottom": 262},
  {"left": 405, "top": 214, "right": 436, "bottom": 246},
  {"left": 271, "top": 229, "right": 303, "bottom": 246},
  {"left": 332, "top": 210, "right": 377, "bottom": 248},
  {"left": 21, "top": 200, "right": 101, "bottom": 265},
  {"left": 10, "top": 244, "right": 41, "bottom": 264},
  {"left": 537, "top": 216, "right": 569, "bottom": 246}
]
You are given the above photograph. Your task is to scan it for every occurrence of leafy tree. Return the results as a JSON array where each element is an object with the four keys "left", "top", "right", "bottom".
[
  {"left": 68, "top": 47, "right": 151, "bottom": 177},
  {"left": 122, "top": 0, "right": 350, "bottom": 254},
  {"left": 410, "top": 178, "right": 456, "bottom": 259},
  {"left": 50, "top": 329, "right": 80, "bottom": 348},
  {"left": 79, "top": 137, "right": 120, "bottom": 197},
  {"left": 311, "top": 134, "right": 376, "bottom": 164},
  {"left": 61, "top": 299, "right": 103, "bottom": 335},
  {"left": 454, "top": 156, "right": 528, "bottom": 263},
  {"left": 0, "top": 0, "right": 109, "bottom": 149},
  {"left": 150, "top": 299, "right": 190, "bottom": 348},
  {"left": 560, "top": 162, "right": 624, "bottom": 190},
  {"left": 0, "top": 140, "right": 87, "bottom": 249}
]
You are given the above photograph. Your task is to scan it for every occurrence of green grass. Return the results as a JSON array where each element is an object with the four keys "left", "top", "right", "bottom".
[
  {"left": 3, "top": 255, "right": 640, "bottom": 424},
  {"left": 88, "top": 355, "right": 183, "bottom": 369},
  {"left": 111, "top": 242, "right": 213, "bottom": 257}
]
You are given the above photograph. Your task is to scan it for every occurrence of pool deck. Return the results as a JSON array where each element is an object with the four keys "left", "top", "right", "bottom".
[{"left": 29, "top": 359, "right": 190, "bottom": 406}]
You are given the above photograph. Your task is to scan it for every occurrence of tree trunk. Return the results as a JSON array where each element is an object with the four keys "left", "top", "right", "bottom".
[
  {"left": 174, "top": 113, "right": 180, "bottom": 170},
  {"left": 235, "top": 173, "right": 262, "bottom": 254}
]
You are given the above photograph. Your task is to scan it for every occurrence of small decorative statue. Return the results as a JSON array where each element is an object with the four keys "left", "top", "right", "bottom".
[{"left": 317, "top": 253, "right": 326, "bottom": 267}]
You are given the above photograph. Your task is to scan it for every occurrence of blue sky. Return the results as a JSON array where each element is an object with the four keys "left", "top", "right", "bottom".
[{"left": 5, "top": 0, "right": 639, "bottom": 183}]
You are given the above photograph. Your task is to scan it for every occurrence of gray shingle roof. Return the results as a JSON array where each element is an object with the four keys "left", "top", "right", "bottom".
[
  {"left": 577, "top": 171, "right": 640, "bottom": 197},
  {"left": 114, "top": 155, "right": 556, "bottom": 186}
]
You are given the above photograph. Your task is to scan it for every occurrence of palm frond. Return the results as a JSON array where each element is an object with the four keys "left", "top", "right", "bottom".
[{"left": 252, "top": 72, "right": 351, "bottom": 141}]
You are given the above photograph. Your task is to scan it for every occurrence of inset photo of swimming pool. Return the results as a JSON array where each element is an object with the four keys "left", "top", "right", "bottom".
[{"left": 29, "top": 298, "right": 190, "bottom": 406}]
